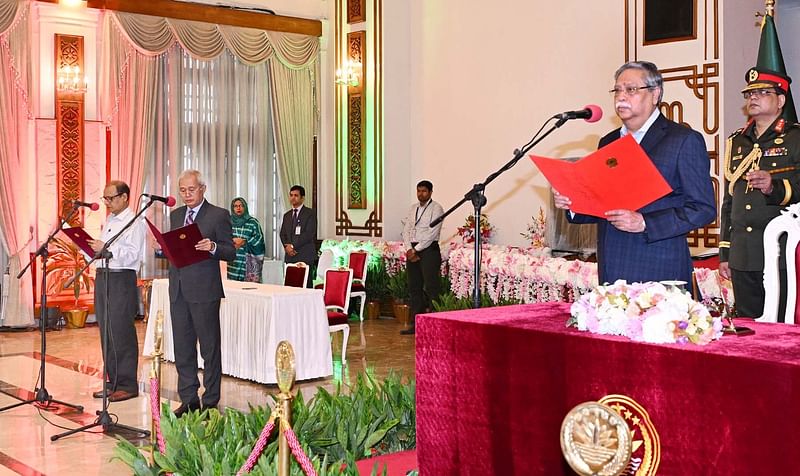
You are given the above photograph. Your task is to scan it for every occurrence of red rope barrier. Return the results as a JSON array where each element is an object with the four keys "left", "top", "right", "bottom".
[
  {"left": 149, "top": 377, "right": 167, "bottom": 454},
  {"left": 236, "top": 416, "right": 276, "bottom": 475},
  {"left": 283, "top": 423, "right": 317, "bottom": 476}
]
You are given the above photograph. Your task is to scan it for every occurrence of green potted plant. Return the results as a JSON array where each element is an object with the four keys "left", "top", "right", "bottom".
[
  {"left": 364, "top": 259, "right": 390, "bottom": 319},
  {"left": 45, "top": 237, "right": 94, "bottom": 328},
  {"left": 386, "top": 269, "right": 410, "bottom": 325}
]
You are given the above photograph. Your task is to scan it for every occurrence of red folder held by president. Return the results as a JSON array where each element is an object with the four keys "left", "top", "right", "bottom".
[
  {"left": 530, "top": 135, "right": 672, "bottom": 218},
  {"left": 145, "top": 218, "right": 208, "bottom": 268}
]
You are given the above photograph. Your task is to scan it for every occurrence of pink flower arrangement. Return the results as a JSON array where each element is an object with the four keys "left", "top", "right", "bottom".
[
  {"left": 457, "top": 214, "right": 494, "bottom": 244},
  {"left": 569, "top": 280, "right": 723, "bottom": 345},
  {"left": 521, "top": 207, "right": 548, "bottom": 249}
]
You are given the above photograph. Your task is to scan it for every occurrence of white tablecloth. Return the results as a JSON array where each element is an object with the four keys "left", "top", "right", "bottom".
[{"left": 143, "top": 279, "right": 332, "bottom": 384}]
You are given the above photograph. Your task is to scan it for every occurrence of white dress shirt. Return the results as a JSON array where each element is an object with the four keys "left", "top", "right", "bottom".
[
  {"left": 620, "top": 108, "right": 661, "bottom": 144},
  {"left": 402, "top": 199, "right": 444, "bottom": 252},
  {"left": 97, "top": 207, "right": 146, "bottom": 271}
]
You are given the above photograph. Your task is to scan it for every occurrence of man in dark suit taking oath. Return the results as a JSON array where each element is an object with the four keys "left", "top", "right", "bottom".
[
  {"left": 554, "top": 61, "right": 716, "bottom": 285},
  {"left": 169, "top": 169, "right": 236, "bottom": 417},
  {"left": 280, "top": 185, "right": 317, "bottom": 286}
]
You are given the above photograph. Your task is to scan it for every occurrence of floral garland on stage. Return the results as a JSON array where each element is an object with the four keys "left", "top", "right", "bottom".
[
  {"left": 447, "top": 243, "right": 597, "bottom": 304},
  {"left": 568, "top": 280, "right": 723, "bottom": 345}
]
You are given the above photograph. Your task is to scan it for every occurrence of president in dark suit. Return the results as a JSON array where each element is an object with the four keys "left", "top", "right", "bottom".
[
  {"left": 554, "top": 61, "right": 716, "bottom": 285},
  {"left": 169, "top": 169, "right": 236, "bottom": 416},
  {"left": 279, "top": 185, "right": 317, "bottom": 286}
]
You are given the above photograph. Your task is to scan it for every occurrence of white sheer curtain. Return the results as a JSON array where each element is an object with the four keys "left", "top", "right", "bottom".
[
  {"left": 137, "top": 47, "right": 279, "bottom": 278},
  {"left": 101, "top": 11, "right": 317, "bottom": 277},
  {"left": 0, "top": 0, "right": 33, "bottom": 327}
]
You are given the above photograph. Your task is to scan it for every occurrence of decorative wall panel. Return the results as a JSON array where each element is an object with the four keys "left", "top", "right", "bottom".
[
  {"left": 347, "top": 0, "right": 365, "bottom": 24},
  {"left": 55, "top": 34, "right": 85, "bottom": 227},
  {"left": 335, "top": 0, "right": 383, "bottom": 237},
  {"left": 625, "top": 0, "right": 720, "bottom": 251}
]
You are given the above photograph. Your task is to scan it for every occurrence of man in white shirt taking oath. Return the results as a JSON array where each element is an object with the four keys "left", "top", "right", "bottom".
[{"left": 89, "top": 180, "right": 146, "bottom": 403}]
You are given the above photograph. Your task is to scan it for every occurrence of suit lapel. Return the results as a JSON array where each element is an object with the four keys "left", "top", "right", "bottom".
[
  {"left": 194, "top": 201, "right": 210, "bottom": 224},
  {"left": 638, "top": 114, "right": 668, "bottom": 155}
]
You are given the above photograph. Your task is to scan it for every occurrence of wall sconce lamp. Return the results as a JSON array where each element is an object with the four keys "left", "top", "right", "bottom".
[
  {"left": 57, "top": 65, "right": 87, "bottom": 93},
  {"left": 335, "top": 60, "right": 362, "bottom": 87}
]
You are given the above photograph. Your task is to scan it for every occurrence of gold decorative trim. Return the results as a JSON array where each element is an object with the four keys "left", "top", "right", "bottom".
[
  {"left": 781, "top": 178, "right": 791, "bottom": 206},
  {"left": 347, "top": 0, "right": 365, "bottom": 24},
  {"left": 55, "top": 34, "right": 85, "bottom": 227}
]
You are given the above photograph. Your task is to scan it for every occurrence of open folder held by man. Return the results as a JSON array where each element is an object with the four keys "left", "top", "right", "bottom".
[{"left": 532, "top": 134, "right": 673, "bottom": 218}]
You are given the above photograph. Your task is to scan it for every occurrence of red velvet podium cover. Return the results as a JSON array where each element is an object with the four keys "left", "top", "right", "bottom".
[{"left": 416, "top": 302, "right": 800, "bottom": 475}]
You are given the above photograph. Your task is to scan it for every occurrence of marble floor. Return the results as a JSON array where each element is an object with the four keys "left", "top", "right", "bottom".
[{"left": 0, "top": 316, "right": 415, "bottom": 475}]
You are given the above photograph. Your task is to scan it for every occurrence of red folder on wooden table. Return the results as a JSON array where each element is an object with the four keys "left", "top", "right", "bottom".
[
  {"left": 145, "top": 218, "right": 208, "bottom": 268},
  {"left": 60, "top": 227, "right": 96, "bottom": 257},
  {"left": 530, "top": 134, "right": 673, "bottom": 218}
]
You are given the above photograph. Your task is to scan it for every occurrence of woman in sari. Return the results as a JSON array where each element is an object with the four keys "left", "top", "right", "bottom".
[{"left": 229, "top": 197, "right": 266, "bottom": 282}]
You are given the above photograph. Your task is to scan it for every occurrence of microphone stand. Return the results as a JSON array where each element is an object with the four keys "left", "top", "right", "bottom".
[
  {"left": 432, "top": 116, "right": 570, "bottom": 309},
  {"left": 0, "top": 206, "right": 85, "bottom": 414},
  {"left": 51, "top": 199, "right": 153, "bottom": 440}
]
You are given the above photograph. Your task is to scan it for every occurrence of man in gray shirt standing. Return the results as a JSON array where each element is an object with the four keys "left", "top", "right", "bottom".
[{"left": 400, "top": 180, "right": 444, "bottom": 335}]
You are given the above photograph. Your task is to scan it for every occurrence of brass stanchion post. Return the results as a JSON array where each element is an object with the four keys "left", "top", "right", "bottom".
[
  {"left": 275, "top": 341, "right": 296, "bottom": 476},
  {"left": 149, "top": 311, "right": 165, "bottom": 461}
]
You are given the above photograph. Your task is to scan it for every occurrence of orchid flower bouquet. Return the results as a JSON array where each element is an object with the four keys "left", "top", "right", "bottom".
[
  {"left": 521, "top": 207, "right": 548, "bottom": 249},
  {"left": 568, "top": 280, "right": 723, "bottom": 345},
  {"left": 457, "top": 213, "right": 494, "bottom": 244}
]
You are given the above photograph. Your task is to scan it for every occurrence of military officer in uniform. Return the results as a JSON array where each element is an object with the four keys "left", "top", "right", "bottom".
[{"left": 719, "top": 67, "right": 800, "bottom": 319}]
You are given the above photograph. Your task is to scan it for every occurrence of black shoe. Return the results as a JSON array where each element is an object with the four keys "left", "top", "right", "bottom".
[
  {"left": 400, "top": 327, "right": 415, "bottom": 335},
  {"left": 108, "top": 390, "right": 139, "bottom": 403},
  {"left": 92, "top": 390, "right": 105, "bottom": 399},
  {"left": 173, "top": 401, "right": 201, "bottom": 418}
]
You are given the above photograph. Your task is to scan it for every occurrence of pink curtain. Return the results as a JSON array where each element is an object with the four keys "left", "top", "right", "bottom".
[{"left": 0, "top": 0, "right": 33, "bottom": 327}]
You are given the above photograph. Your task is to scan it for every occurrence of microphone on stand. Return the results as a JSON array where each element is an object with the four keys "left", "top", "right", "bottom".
[
  {"left": 553, "top": 104, "right": 603, "bottom": 123},
  {"left": 142, "top": 194, "right": 177, "bottom": 207},
  {"left": 73, "top": 200, "right": 100, "bottom": 211}
]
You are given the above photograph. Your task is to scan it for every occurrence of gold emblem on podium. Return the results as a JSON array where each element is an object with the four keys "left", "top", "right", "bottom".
[
  {"left": 561, "top": 402, "right": 632, "bottom": 476},
  {"left": 179, "top": 233, "right": 187, "bottom": 240},
  {"left": 598, "top": 395, "right": 661, "bottom": 476}
]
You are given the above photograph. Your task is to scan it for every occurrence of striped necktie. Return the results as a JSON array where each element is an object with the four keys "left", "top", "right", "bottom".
[{"left": 185, "top": 209, "right": 195, "bottom": 226}]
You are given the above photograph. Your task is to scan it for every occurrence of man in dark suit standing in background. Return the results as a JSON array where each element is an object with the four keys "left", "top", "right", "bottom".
[
  {"left": 169, "top": 169, "right": 236, "bottom": 417},
  {"left": 280, "top": 185, "right": 317, "bottom": 286},
  {"left": 554, "top": 61, "right": 716, "bottom": 285}
]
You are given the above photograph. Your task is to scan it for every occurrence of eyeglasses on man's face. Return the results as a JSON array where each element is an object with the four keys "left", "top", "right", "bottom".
[
  {"left": 179, "top": 186, "right": 203, "bottom": 195},
  {"left": 609, "top": 85, "right": 655, "bottom": 97},
  {"left": 743, "top": 89, "right": 776, "bottom": 100},
  {"left": 101, "top": 192, "right": 123, "bottom": 202}
]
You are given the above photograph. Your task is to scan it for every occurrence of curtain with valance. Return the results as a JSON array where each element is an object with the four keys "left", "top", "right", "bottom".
[
  {"left": 0, "top": 0, "right": 33, "bottom": 327},
  {"left": 101, "top": 10, "right": 319, "bottom": 204}
]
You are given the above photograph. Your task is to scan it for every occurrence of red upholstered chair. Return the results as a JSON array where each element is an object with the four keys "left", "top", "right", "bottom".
[
  {"left": 348, "top": 252, "right": 369, "bottom": 321},
  {"left": 283, "top": 262, "right": 309, "bottom": 288},
  {"left": 323, "top": 268, "right": 353, "bottom": 362}
]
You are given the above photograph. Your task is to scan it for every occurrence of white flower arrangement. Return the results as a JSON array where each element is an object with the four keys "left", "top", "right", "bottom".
[{"left": 569, "top": 280, "right": 724, "bottom": 345}]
